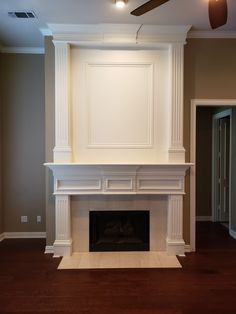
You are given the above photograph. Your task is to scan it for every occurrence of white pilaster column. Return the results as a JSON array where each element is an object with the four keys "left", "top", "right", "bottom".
[
  {"left": 54, "top": 195, "right": 72, "bottom": 257},
  {"left": 166, "top": 194, "right": 185, "bottom": 256},
  {"left": 168, "top": 43, "right": 185, "bottom": 163},
  {"left": 53, "top": 42, "right": 72, "bottom": 162}
]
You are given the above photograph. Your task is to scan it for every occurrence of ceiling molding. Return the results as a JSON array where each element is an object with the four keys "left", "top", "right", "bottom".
[
  {"left": 1, "top": 47, "right": 45, "bottom": 54},
  {"left": 48, "top": 23, "right": 191, "bottom": 46},
  {"left": 40, "top": 28, "right": 53, "bottom": 36},
  {"left": 188, "top": 31, "right": 236, "bottom": 39}
]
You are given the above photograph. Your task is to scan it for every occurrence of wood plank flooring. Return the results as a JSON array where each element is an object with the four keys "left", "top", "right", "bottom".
[{"left": 1, "top": 222, "right": 236, "bottom": 314}]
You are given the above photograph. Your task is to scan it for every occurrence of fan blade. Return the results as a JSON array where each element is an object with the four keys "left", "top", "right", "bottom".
[
  {"left": 131, "top": 0, "right": 170, "bottom": 16},
  {"left": 208, "top": 0, "right": 228, "bottom": 29}
]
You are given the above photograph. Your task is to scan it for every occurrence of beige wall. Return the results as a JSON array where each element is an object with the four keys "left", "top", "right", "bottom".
[
  {"left": 184, "top": 38, "right": 236, "bottom": 242},
  {"left": 1, "top": 53, "right": 45, "bottom": 232},
  {"left": 0, "top": 52, "right": 3, "bottom": 234},
  {"left": 44, "top": 37, "right": 55, "bottom": 246}
]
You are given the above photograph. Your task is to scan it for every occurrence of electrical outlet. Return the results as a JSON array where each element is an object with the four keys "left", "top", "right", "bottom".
[
  {"left": 37, "top": 216, "right": 41, "bottom": 223},
  {"left": 21, "top": 216, "right": 28, "bottom": 223}
]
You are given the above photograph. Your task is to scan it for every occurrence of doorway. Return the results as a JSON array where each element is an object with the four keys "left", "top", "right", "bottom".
[
  {"left": 212, "top": 110, "right": 231, "bottom": 226},
  {"left": 190, "top": 99, "right": 236, "bottom": 252}
]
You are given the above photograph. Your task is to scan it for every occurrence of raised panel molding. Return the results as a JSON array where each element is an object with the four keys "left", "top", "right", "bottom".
[
  {"left": 104, "top": 177, "right": 134, "bottom": 192},
  {"left": 57, "top": 178, "right": 102, "bottom": 192},
  {"left": 86, "top": 62, "right": 153, "bottom": 149}
]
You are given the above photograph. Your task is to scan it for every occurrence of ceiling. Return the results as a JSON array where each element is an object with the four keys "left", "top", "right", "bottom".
[{"left": 0, "top": 0, "right": 236, "bottom": 48}]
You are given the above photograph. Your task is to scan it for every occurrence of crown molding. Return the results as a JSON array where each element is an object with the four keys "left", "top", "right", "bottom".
[
  {"left": 40, "top": 28, "right": 53, "bottom": 36},
  {"left": 1, "top": 47, "right": 45, "bottom": 54},
  {"left": 188, "top": 30, "right": 236, "bottom": 38},
  {"left": 48, "top": 23, "right": 191, "bottom": 46}
]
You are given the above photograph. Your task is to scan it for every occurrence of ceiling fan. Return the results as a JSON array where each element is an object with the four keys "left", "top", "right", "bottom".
[{"left": 130, "top": 0, "right": 228, "bottom": 29}]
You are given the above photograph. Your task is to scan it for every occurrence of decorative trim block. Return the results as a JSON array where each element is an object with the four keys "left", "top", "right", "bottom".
[
  {"left": 57, "top": 178, "right": 102, "bottom": 192},
  {"left": 104, "top": 177, "right": 134, "bottom": 192},
  {"left": 54, "top": 239, "right": 72, "bottom": 257},
  {"left": 166, "top": 195, "right": 185, "bottom": 255}
]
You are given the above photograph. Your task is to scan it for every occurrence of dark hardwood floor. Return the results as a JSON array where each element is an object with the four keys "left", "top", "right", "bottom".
[{"left": 1, "top": 222, "right": 236, "bottom": 314}]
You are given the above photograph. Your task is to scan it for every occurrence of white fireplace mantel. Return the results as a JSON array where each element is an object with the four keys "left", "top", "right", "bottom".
[
  {"left": 46, "top": 163, "right": 191, "bottom": 195},
  {"left": 46, "top": 163, "right": 192, "bottom": 257}
]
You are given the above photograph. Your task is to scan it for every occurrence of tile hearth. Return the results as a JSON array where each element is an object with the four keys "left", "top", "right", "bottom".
[{"left": 58, "top": 251, "right": 181, "bottom": 269}]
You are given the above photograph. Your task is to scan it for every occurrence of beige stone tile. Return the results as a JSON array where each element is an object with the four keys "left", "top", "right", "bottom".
[
  {"left": 99, "top": 252, "right": 120, "bottom": 268},
  {"left": 157, "top": 251, "right": 182, "bottom": 268},
  {"left": 58, "top": 251, "right": 182, "bottom": 270},
  {"left": 58, "top": 255, "right": 80, "bottom": 269},
  {"left": 78, "top": 252, "right": 102, "bottom": 269}
]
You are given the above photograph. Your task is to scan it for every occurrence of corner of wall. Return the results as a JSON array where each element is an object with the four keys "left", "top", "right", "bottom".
[
  {"left": 0, "top": 51, "right": 3, "bottom": 235},
  {"left": 44, "top": 36, "right": 55, "bottom": 246}
]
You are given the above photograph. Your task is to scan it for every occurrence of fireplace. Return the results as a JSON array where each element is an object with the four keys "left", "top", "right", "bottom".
[
  {"left": 89, "top": 210, "right": 150, "bottom": 252},
  {"left": 45, "top": 24, "right": 192, "bottom": 257}
]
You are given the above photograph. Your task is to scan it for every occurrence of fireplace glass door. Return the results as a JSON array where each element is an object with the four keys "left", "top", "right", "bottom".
[{"left": 89, "top": 210, "right": 150, "bottom": 252}]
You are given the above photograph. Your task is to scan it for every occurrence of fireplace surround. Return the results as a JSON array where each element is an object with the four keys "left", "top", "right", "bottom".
[{"left": 45, "top": 23, "right": 192, "bottom": 257}]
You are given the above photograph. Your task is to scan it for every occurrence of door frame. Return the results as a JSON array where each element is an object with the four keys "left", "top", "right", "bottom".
[
  {"left": 190, "top": 99, "right": 236, "bottom": 251},
  {"left": 212, "top": 109, "right": 232, "bottom": 223}
]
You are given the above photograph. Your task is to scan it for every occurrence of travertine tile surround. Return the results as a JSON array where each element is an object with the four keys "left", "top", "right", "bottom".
[{"left": 71, "top": 195, "right": 167, "bottom": 252}]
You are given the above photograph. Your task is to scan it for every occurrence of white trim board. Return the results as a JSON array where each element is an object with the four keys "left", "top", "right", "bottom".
[
  {"left": 230, "top": 229, "right": 236, "bottom": 240},
  {"left": 44, "top": 245, "right": 54, "bottom": 254},
  {"left": 2, "top": 232, "right": 46, "bottom": 239},
  {"left": 190, "top": 99, "right": 236, "bottom": 252},
  {"left": 1, "top": 47, "right": 45, "bottom": 54},
  {"left": 196, "top": 216, "right": 212, "bottom": 222},
  {"left": 0, "top": 233, "right": 4, "bottom": 242},
  {"left": 188, "top": 31, "right": 236, "bottom": 39},
  {"left": 184, "top": 244, "right": 191, "bottom": 253}
]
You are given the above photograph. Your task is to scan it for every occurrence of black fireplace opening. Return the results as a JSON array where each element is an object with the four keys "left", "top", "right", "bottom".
[{"left": 89, "top": 210, "right": 150, "bottom": 252}]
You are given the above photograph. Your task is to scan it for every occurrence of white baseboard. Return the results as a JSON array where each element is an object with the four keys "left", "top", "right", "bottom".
[
  {"left": 0, "top": 233, "right": 4, "bottom": 242},
  {"left": 196, "top": 216, "right": 212, "bottom": 222},
  {"left": 3, "top": 232, "right": 46, "bottom": 239},
  {"left": 184, "top": 244, "right": 192, "bottom": 253},
  {"left": 45, "top": 245, "right": 54, "bottom": 254},
  {"left": 229, "top": 229, "right": 236, "bottom": 240}
]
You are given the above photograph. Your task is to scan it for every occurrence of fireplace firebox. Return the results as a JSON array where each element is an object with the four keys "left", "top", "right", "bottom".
[{"left": 89, "top": 211, "right": 150, "bottom": 252}]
